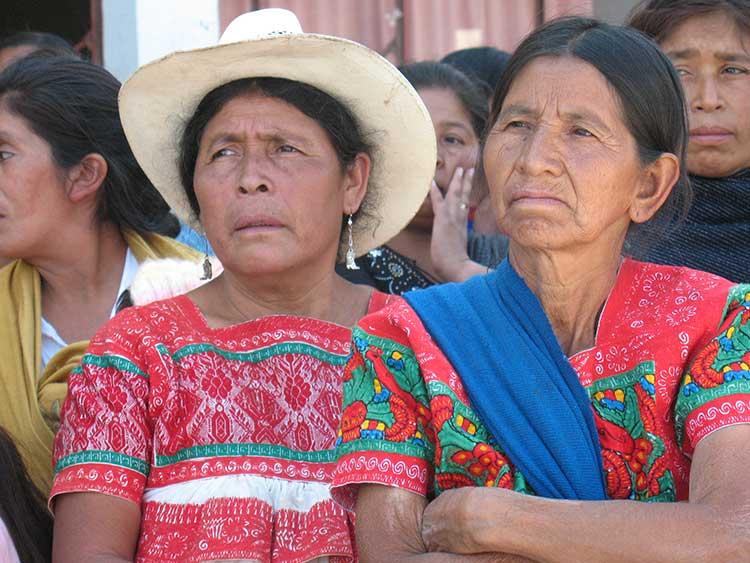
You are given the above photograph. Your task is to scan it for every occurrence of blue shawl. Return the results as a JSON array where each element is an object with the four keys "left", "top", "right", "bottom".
[{"left": 404, "top": 260, "right": 607, "bottom": 500}]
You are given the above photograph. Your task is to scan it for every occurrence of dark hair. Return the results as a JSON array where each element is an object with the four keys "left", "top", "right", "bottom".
[
  {"left": 0, "top": 56, "right": 179, "bottom": 236},
  {"left": 441, "top": 46, "right": 512, "bottom": 99},
  {"left": 398, "top": 61, "right": 488, "bottom": 139},
  {"left": 179, "top": 77, "right": 377, "bottom": 248},
  {"left": 0, "top": 31, "right": 76, "bottom": 57},
  {"left": 0, "top": 428, "right": 52, "bottom": 563},
  {"left": 628, "top": 0, "right": 750, "bottom": 43},
  {"left": 486, "top": 16, "right": 691, "bottom": 248}
]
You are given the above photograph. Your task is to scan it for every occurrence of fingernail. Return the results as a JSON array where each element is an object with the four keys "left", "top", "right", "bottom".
[
  {"left": 468, "top": 168, "right": 475, "bottom": 176},
  {"left": 457, "top": 167, "right": 464, "bottom": 176}
]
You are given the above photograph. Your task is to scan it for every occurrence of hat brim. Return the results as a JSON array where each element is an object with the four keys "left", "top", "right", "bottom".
[{"left": 119, "top": 34, "right": 436, "bottom": 257}]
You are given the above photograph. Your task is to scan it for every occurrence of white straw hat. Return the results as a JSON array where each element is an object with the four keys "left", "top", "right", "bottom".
[{"left": 118, "top": 8, "right": 436, "bottom": 256}]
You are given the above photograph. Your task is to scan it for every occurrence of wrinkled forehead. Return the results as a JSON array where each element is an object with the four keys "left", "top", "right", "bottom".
[
  {"left": 661, "top": 10, "right": 750, "bottom": 58},
  {"left": 501, "top": 56, "right": 626, "bottom": 125}
]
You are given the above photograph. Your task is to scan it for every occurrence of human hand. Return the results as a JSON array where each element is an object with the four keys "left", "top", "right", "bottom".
[
  {"left": 422, "top": 486, "right": 523, "bottom": 556},
  {"left": 430, "top": 166, "right": 475, "bottom": 282}
]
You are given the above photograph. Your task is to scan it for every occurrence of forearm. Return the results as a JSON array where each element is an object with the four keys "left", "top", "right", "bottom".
[{"left": 490, "top": 495, "right": 750, "bottom": 563}]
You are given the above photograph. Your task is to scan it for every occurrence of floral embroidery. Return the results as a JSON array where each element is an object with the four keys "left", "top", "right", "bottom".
[
  {"left": 336, "top": 329, "right": 530, "bottom": 497},
  {"left": 589, "top": 362, "right": 675, "bottom": 501}
]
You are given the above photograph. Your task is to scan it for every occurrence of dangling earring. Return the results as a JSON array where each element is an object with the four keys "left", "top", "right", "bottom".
[
  {"left": 199, "top": 230, "right": 212, "bottom": 280},
  {"left": 345, "top": 214, "right": 359, "bottom": 270}
]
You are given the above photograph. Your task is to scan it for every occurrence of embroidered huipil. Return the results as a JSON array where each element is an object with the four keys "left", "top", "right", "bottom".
[
  {"left": 51, "top": 293, "right": 389, "bottom": 562},
  {"left": 332, "top": 260, "right": 750, "bottom": 503}
]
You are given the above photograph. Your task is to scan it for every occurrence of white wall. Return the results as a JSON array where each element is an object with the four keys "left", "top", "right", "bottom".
[{"left": 102, "top": 0, "right": 220, "bottom": 82}]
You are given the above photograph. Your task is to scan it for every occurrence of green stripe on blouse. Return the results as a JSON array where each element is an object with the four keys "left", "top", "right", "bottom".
[
  {"left": 154, "top": 442, "right": 339, "bottom": 467},
  {"left": 74, "top": 353, "right": 147, "bottom": 378},
  {"left": 335, "top": 437, "right": 430, "bottom": 461},
  {"left": 55, "top": 450, "right": 149, "bottom": 476},
  {"left": 586, "top": 361, "right": 655, "bottom": 395},
  {"left": 170, "top": 342, "right": 349, "bottom": 365}
]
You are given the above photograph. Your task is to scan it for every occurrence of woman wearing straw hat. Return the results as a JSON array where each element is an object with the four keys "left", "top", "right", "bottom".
[{"left": 50, "top": 9, "right": 435, "bottom": 562}]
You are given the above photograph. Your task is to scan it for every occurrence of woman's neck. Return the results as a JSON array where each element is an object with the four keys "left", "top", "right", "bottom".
[
  {"left": 195, "top": 262, "right": 372, "bottom": 329},
  {"left": 34, "top": 221, "right": 129, "bottom": 343},
  {"left": 509, "top": 243, "right": 623, "bottom": 356}
]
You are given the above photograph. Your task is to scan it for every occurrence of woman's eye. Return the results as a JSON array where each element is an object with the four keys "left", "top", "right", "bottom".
[
  {"left": 572, "top": 127, "right": 594, "bottom": 138},
  {"left": 278, "top": 144, "right": 299, "bottom": 153},
  {"left": 676, "top": 68, "right": 691, "bottom": 77},
  {"left": 443, "top": 135, "right": 464, "bottom": 146},
  {"left": 0, "top": 150, "right": 13, "bottom": 161},
  {"left": 210, "top": 148, "right": 235, "bottom": 160},
  {"left": 505, "top": 120, "right": 529, "bottom": 130},
  {"left": 723, "top": 66, "right": 748, "bottom": 75}
]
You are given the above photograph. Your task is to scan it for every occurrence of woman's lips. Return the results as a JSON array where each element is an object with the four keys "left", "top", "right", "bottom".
[
  {"left": 233, "top": 215, "right": 284, "bottom": 233},
  {"left": 690, "top": 126, "right": 733, "bottom": 146},
  {"left": 510, "top": 190, "right": 564, "bottom": 207}
]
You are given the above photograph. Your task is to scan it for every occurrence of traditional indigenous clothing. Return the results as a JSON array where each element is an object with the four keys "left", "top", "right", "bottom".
[
  {"left": 637, "top": 170, "right": 750, "bottom": 283},
  {"left": 0, "top": 230, "right": 199, "bottom": 495},
  {"left": 333, "top": 259, "right": 750, "bottom": 503},
  {"left": 51, "top": 292, "right": 390, "bottom": 562}
]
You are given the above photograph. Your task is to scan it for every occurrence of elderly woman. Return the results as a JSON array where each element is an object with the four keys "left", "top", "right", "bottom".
[
  {"left": 0, "top": 56, "right": 197, "bottom": 496},
  {"left": 49, "top": 9, "right": 434, "bottom": 562},
  {"left": 628, "top": 0, "right": 750, "bottom": 282},
  {"left": 333, "top": 17, "right": 750, "bottom": 562}
]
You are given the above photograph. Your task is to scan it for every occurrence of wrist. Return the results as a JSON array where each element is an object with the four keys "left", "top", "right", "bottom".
[{"left": 482, "top": 491, "right": 545, "bottom": 558}]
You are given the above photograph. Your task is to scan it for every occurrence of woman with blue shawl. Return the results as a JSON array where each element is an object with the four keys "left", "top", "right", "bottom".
[{"left": 332, "top": 17, "right": 750, "bottom": 562}]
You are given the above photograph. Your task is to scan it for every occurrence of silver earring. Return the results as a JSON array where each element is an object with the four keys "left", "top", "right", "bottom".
[
  {"left": 200, "top": 254, "right": 213, "bottom": 280},
  {"left": 199, "top": 232, "right": 212, "bottom": 280},
  {"left": 345, "top": 214, "right": 359, "bottom": 270}
]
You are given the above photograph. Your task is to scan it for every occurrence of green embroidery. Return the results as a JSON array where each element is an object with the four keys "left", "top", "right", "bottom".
[
  {"left": 720, "top": 284, "right": 750, "bottom": 325},
  {"left": 590, "top": 362, "right": 675, "bottom": 501},
  {"left": 77, "top": 353, "right": 147, "bottom": 378},
  {"left": 171, "top": 342, "right": 347, "bottom": 366},
  {"left": 55, "top": 450, "right": 149, "bottom": 476},
  {"left": 588, "top": 361, "right": 654, "bottom": 395},
  {"left": 675, "top": 301, "right": 750, "bottom": 443},
  {"left": 335, "top": 438, "right": 430, "bottom": 461},
  {"left": 154, "top": 443, "right": 337, "bottom": 467}
]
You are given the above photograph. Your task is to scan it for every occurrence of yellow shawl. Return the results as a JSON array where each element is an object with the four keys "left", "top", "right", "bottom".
[{"left": 0, "top": 230, "right": 200, "bottom": 495}]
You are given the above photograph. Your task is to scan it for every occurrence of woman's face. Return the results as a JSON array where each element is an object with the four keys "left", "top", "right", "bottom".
[
  {"left": 409, "top": 87, "right": 479, "bottom": 230},
  {"left": 661, "top": 11, "right": 750, "bottom": 177},
  {"left": 484, "top": 56, "right": 651, "bottom": 252},
  {"left": 193, "top": 92, "right": 367, "bottom": 276},
  {"left": 0, "top": 106, "right": 69, "bottom": 259}
]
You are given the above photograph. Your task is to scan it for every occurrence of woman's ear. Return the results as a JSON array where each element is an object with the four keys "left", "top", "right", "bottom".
[
  {"left": 630, "top": 152, "right": 680, "bottom": 224},
  {"left": 343, "top": 153, "right": 371, "bottom": 215},
  {"left": 66, "top": 153, "right": 108, "bottom": 204}
]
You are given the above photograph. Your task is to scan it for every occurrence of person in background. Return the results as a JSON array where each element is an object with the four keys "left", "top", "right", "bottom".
[
  {"left": 442, "top": 45, "right": 510, "bottom": 237},
  {"left": 442, "top": 46, "right": 511, "bottom": 100},
  {"left": 333, "top": 17, "right": 750, "bottom": 561},
  {"left": 0, "top": 56, "right": 199, "bottom": 496},
  {"left": 0, "top": 31, "right": 76, "bottom": 71},
  {"left": 341, "top": 61, "right": 490, "bottom": 294},
  {"left": 0, "top": 30, "right": 213, "bottom": 259},
  {"left": 429, "top": 48, "right": 516, "bottom": 283},
  {"left": 0, "top": 427, "right": 52, "bottom": 563},
  {"left": 628, "top": 0, "right": 750, "bottom": 282},
  {"left": 0, "top": 31, "right": 80, "bottom": 269},
  {"left": 50, "top": 9, "right": 434, "bottom": 561}
]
